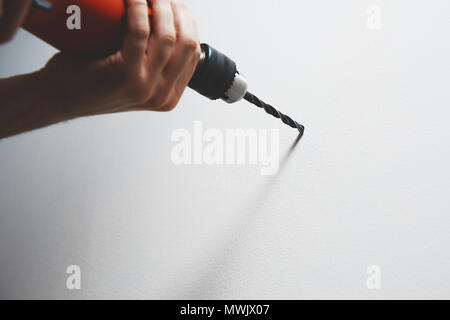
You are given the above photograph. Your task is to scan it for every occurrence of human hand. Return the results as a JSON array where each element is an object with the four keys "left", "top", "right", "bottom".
[{"left": 41, "top": 0, "right": 201, "bottom": 120}]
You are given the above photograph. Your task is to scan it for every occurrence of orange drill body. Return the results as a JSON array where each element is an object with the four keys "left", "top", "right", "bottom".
[{"left": 24, "top": 0, "right": 152, "bottom": 56}]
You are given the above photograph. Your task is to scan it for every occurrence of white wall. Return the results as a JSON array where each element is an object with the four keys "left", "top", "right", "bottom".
[{"left": 1, "top": 0, "right": 450, "bottom": 299}]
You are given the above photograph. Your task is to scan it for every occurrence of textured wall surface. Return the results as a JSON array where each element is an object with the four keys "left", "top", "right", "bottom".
[{"left": 1, "top": 0, "right": 450, "bottom": 299}]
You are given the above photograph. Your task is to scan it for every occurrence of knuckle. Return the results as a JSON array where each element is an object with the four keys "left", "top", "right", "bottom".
[
  {"left": 157, "top": 33, "right": 177, "bottom": 47},
  {"left": 181, "top": 38, "right": 199, "bottom": 53},
  {"left": 194, "top": 43, "right": 202, "bottom": 59},
  {"left": 156, "top": 33, "right": 177, "bottom": 48},
  {"left": 132, "top": 27, "right": 150, "bottom": 41}
]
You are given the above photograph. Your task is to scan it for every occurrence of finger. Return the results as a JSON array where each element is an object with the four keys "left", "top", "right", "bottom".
[
  {"left": 164, "top": 1, "right": 199, "bottom": 80},
  {"left": 173, "top": 51, "right": 200, "bottom": 102},
  {"left": 162, "top": 43, "right": 201, "bottom": 112},
  {"left": 160, "top": 52, "right": 200, "bottom": 113},
  {"left": 147, "top": 0, "right": 177, "bottom": 73},
  {"left": 172, "top": 1, "right": 201, "bottom": 94},
  {"left": 122, "top": 0, "right": 151, "bottom": 66},
  {"left": 154, "top": 1, "right": 200, "bottom": 110},
  {"left": 0, "top": 0, "right": 32, "bottom": 43}
]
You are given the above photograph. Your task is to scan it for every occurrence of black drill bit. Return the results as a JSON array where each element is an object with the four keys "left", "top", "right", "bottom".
[
  {"left": 187, "top": 44, "right": 305, "bottom": 134},
  {"left": 244, "top": 92, "right": 305, "bottom": 135}
]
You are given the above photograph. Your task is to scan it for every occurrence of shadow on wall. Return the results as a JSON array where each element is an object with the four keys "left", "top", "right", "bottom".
[{"left": 178, "top": 134, "right": 303, "bottom": 299}]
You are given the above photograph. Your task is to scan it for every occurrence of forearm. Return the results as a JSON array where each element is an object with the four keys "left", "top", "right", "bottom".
[{"left": 0, "top": 71, "right": 70, "bottom": 139}]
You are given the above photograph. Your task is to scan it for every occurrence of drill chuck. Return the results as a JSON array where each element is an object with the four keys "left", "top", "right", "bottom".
[{"left": 189, "top": 44, "right": 248, "bottom": 104}]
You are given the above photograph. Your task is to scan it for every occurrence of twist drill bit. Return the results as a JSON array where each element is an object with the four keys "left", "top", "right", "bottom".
[
  {"left": 244, "top": 92, "right": 305, "bottom": 135},
  {"left": 188, "top": 44, "right": 305, "bottom": 135}
]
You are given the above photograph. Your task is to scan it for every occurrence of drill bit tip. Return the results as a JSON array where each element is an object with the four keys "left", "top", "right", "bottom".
[
  {"left": 296, "top": 123, "right": 305, "bottom": 137},
  {"left": 243, "top": 92, "right": 305, "bottom": 135}
]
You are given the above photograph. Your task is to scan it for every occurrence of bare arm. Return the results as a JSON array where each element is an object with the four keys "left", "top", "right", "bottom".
[
  {"left": 0, "top": 71, "right": 67, "bottom": 138},
  {"left": 0, "top": 0, "right": 201, "bottom": 139}
]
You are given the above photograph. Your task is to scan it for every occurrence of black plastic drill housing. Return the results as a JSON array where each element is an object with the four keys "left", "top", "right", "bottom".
[{"left": 188, "top": 43, "right": 237, "bottom": 101}]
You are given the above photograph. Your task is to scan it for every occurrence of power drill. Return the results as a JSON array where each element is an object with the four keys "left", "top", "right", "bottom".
[{"left": 24, "top": 0, "right": 304, "bottom": 134}]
